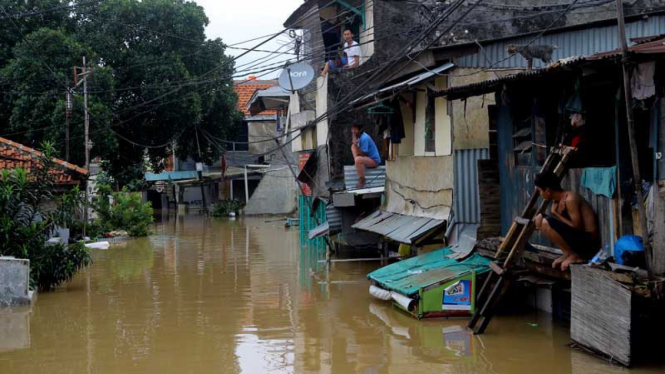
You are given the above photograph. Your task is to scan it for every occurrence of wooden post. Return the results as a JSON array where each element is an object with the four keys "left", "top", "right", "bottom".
[{"left": 616, "top": 0, "right": 654, "bottom": 276}]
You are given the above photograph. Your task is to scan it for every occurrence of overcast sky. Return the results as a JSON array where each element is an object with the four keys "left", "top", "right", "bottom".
[{"left": 194, "top": 0, "right": 304, "bottom": 80}]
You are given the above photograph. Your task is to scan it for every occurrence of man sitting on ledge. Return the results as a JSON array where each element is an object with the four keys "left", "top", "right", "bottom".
[
  {"left": 351, "top": 122, "right": 381, "bottom": 188},
  {"left": 534, "top": 171, "right": 599, "bottom": 271}
]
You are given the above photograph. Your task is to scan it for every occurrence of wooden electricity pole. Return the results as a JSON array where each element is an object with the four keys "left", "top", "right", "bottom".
[
  {"left": 616, "top": 0, "right": 654, "bottom": 276},
  {"left": 75, "top": 57, "right": 92, "bottom": 237}
]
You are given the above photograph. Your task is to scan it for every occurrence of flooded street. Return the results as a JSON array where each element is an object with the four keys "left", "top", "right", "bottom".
[{"left": 1, "top": 216, "right": 663, "bottom": 374}]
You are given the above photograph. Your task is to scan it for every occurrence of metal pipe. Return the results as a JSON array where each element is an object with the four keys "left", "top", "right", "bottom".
[{"left": 244, "top": 166, "right": 249, "bottom": 203}]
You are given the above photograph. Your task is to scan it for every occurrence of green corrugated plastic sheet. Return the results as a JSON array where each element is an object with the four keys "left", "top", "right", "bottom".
[{"left": 367, "top": 248, "right": 491, "bottom": 297}]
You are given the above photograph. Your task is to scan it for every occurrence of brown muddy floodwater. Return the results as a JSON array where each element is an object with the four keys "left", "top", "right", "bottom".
[{"left": 1, "top": 215, "right": 664, "bottom": 374}]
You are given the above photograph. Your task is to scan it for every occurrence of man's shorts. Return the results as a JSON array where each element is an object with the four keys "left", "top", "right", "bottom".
[{"left": 542, "top": 214, "right": 599, "bottom": 259}]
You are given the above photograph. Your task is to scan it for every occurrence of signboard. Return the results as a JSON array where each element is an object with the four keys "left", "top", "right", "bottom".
[
  {"left": 442, "top": 280, "right": 472, "bottom": 311},
  {"left": 298, "top": 153, "right": 313, "bottom": 196},
  {"left": 278, "top": 62, "right": 315, "bottom": 91}
]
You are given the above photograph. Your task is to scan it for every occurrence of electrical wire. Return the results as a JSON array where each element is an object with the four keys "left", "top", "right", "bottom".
[{"left": 0, "top": 0, "right": 104, "bottom": 20}]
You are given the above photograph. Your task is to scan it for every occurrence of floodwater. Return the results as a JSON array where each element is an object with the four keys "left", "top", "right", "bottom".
[{"left": 1, "top": 215, "right": 663, "bottom": 374}]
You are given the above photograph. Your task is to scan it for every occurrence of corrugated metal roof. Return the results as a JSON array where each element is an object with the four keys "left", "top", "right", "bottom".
[
  {"left": 455, "top": 14, "right": 665, "bottom": 69},
  {"left": 367, "top": 247, "right": 491, "bottom": 296},
  {"left": 453, "top": 148, "right": 489, "bottom": 224},
  {"left": 589, "top": 34, "right": 665, "bottom": 59},
  {"left": 326, "top": 204, "right": 342, "bottom": 235},
  {"left": 344, "top": 165, "right": 386, "bottom": 190},
  {"left": 352, "top": 210, "right": 447, "bottom": 245},
  {"left": 351, "top": 63, "right": 455, "bottom": 106},
  {"left": 444, "top": 56, "right": 588, "bottom": 99}
]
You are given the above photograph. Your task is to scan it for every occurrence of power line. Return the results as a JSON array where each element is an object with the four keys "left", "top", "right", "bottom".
[{"left": 0, "top": 0, "right": 103, "bottom": 20}]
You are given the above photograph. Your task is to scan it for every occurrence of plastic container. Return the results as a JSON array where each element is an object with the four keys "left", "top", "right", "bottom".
[{"left": 589, "top": 244, "right": 611, "bottom": 265}]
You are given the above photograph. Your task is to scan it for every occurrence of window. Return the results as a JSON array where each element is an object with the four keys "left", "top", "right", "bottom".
[{"left": 425, "top": 92, "right": 436, "bottom": 153}]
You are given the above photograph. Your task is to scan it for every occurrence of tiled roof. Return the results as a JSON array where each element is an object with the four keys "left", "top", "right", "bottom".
[
  {"left": 0, "top": 137, "right": 88, "bottom": 184},
  {"left": 234, "top": 80, "right": 278, "bottom": 116}
]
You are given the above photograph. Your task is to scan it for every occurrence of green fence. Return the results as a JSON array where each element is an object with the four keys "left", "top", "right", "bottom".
[{"left": 299, "top": 194, "right": 328, "bottom": 253}]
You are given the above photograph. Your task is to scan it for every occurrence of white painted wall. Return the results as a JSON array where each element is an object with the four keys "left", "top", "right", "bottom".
[
  {"left": 289, "top": 92, "right": 303, "bottom": 152},
  {"left": 434, "top": 77, "right": 452, "bottom": 156},
  {"left": 359, "top": 0, "right": 374, "bottom": 63},
  {"left": 316, "top": 75, "right": 329, "bottom": 147}
]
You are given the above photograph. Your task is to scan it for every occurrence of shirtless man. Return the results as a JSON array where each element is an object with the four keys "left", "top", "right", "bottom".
[{"left": 533, "top": 171, "right": 599, "bottom": 271}]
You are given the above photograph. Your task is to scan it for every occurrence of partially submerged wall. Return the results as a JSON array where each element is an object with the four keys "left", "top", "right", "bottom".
[
  {"left": 244, "top": 166, "right": 298, "bottom": 215},
  {"left": 0, "top": 257, "right": 32, "bottom": 307}
]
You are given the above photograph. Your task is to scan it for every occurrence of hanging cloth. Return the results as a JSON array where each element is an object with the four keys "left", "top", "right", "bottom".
[
  {"left": 631, "top": 61, "right": 656, "bottom": 100},
  {"left": 582, "top": 166, "right": 617, "bottom": 198}
]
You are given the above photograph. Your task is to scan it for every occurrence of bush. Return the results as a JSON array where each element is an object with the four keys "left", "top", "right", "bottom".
[
  {"left": 211, "top": 200, "right": 245, "bottom": 218},
  {"left": 30, "top": 242, "right": 92, "bottom": 291},
  {"left": 0, "top": 142, "right": 92, "bottom": 291},
  {"left": 92, "top": 181, "right": 154, "bottom": 237}
]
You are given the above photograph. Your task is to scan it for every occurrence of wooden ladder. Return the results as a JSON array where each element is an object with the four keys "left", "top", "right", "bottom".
[{"left": 468, "top": 147, "right": 575, "bottom": 335}]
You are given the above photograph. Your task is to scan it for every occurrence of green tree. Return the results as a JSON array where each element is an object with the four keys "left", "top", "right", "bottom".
[
  {"left": 0, "top": 0, "right": 242, "bottom": 187},
  {"left": 75, "top": 0, "right": 241, "bottom": 184}
]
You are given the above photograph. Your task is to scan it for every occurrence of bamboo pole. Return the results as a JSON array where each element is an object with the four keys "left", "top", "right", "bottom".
[{"left": 615, "top": 0, "right": 654, "bottom": 277}]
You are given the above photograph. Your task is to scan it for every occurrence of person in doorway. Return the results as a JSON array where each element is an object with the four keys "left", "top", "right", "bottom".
[
  {"left": 534, "top": 171, "right": 599, "bottom": 271},
  {"left": 351, "top": 122, "right": 381, "bottom": 188},
  {"left": 321, "top": 29, "right": 362, "bottom": 76}
]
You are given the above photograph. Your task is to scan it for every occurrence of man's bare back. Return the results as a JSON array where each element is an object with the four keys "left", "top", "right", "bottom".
[{"left": 534, "top": 172, "right": 600, "bottom": 271}]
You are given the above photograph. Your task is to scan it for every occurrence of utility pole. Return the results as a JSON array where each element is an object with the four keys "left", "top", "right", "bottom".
[
  {"left": 615, "top": 0, "right": 654, "bottom": 276},
  {"left": 194, "top": 127, "right": 208, "bottom": 212},
  {"left": 83, "top": 56, "right": 90, "bottom": 170},
  {"left": 65, "top": 79, "right": 72, "bottom": 162},
  {"left": 75, "top": 57, "right": 92, "bottom": 236}
]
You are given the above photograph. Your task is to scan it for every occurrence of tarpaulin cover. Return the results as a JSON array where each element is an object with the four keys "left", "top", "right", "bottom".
[{"left": 367, "top": 248, "right": 491, "bottom": 297}]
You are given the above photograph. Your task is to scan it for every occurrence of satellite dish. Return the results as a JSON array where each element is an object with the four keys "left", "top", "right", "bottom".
[{"left": 278, "top": 62, "right": 315, "bottom": 92}]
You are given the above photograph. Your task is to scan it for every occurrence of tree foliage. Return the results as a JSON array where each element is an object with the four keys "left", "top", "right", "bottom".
[
  {"left": 92, "top": 177, "right": 155, "bottom": 237},
  {"left": 0, "top": 0, "right": 242, "bottom": 187}
]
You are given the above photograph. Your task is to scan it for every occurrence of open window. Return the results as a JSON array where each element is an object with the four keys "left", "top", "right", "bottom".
[{"left": 319, "top": 1, "right": 371, "bottom": 64}]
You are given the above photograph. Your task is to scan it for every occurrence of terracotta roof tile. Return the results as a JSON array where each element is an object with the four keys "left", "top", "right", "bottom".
[
  {"left": 0, "top": 137, "right": 88, "bottom": 184},
  {"left": 234, "top": 80, "right": 278, "bottom": 116}
]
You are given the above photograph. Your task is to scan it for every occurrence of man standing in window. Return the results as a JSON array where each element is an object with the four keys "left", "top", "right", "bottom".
[
  {"left": 321, "top": 29, "right": 362, "bottom": 76},
  {"left": 351, "top": 122, "right": 381, "bottom": 188}
]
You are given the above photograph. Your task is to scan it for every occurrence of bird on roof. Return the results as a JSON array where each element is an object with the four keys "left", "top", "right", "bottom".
[{"left": 507, "top": 44, "right": 558, "bottom": 70}]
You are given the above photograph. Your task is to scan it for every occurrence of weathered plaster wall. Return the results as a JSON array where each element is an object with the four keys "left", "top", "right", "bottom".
[
  {"left": 244, "top": 167, "right": 298, "bottom": 215},
  {"left": 248, "top": 121, "right": 278, "bottom": 155},
  {"left": 385, "top": 155, "right": 453, "bottom": 220},
  {"left": 0, "top": 257, "right": 31, "bottom": 307},
  {"left": 450, "top": 68, "right": 522, "bottom": 150}
]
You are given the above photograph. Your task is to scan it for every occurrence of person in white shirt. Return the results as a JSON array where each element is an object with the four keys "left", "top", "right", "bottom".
[
  {"left": 342, "top": 29, "right": 362, "bottom": 68},
  {"left": 321, "top": 29, "right": 363, "bottom": 76}
]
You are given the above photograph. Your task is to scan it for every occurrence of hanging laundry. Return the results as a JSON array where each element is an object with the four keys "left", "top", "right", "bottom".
[
  {"left": 582, "top": 166, "right": 617, "bottom": 198},
  {"left": 631, "top": 61, "right": 656, "bottom": 100}
]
